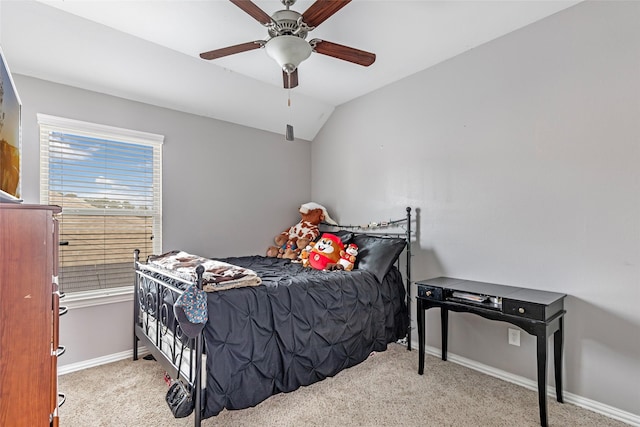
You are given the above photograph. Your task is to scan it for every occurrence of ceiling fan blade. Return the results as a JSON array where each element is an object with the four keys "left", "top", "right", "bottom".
[
  {"left": 302, "top": 0, "right": 351, "bottom": 28},
  {"left": 229, "top": 0, "right": 273, "bottom": 26},
  {"left": 283, "top": 69, "right": 299, "bottom": 89},
  {"left": 200, "top": 41, "right": 264, "bottom": 60},
  {"left": 311, "top": 39, "right": 376, "bottom": 66}
]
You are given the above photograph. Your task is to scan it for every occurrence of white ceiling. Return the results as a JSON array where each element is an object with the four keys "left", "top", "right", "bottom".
[{"left": 0, "top": 0, "right": 580, "bottom": 140}]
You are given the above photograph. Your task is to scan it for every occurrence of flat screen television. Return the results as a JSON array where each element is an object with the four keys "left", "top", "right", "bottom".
[{"left": 0, "top": 45, "right": 22, "bottom": 203}]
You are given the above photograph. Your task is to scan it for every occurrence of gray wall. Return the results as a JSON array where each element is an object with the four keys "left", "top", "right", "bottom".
[
  {"left": 15, "top": 74, "right": 312, "bottom": 364},
  {"left": 311, "top": 1, "right": 639, "bottom": 416}
]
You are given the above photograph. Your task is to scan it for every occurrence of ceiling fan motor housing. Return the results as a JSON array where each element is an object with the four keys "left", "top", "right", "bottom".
[
  {"left": 268, "top": 10, "right": 309, "bottom": 39},
  {"left": 265, "top": 8, "right": 313, "bottom": 73}
]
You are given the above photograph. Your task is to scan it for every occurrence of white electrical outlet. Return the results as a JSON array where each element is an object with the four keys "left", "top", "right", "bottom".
[{"left": 508, "top": 328, "right": 521, "bottom": 346}]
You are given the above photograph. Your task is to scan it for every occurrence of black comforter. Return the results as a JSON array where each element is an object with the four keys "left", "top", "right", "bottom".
[{"left": 201, "top": 255, "right": 408, "bottom": 418}]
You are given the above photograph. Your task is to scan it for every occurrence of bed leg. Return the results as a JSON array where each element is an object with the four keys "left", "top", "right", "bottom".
[
  {"left": 193, "top": 335, "right": 203, "bottom": 426},
  {"left": 405, "top": 206, "right": 412, "bottom": 351},
  {"left": 194, "top": 266, "right": 204, "bottom": 427},
  {"left": 133, "top": 249, "right": 140, "bottom": 361}
]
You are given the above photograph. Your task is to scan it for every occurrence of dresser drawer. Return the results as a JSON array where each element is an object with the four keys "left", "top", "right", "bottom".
[
  {"left": 503, "top": 299, "right": 546, "bottom": 320},
  {"left": 417, "top": 284, "right": 443, "bottom": 301}
]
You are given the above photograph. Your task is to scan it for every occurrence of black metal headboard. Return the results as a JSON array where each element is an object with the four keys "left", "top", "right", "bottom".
[{"left": 319, "top": 207, "right": 413, "bottom": 350}]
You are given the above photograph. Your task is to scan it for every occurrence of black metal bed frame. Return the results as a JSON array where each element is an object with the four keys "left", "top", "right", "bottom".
[{"left": 132, "top": 206, "right": 413, "bottom": 427}]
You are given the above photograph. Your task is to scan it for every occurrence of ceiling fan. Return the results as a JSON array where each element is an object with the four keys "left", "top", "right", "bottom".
[{"left": 199, "top": 0, "right": 376, "bottom": 89}]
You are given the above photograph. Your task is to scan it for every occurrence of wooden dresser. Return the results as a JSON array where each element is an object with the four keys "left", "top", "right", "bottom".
[{"left": 0, "top": 204, "right": 64, "bottom": 426}]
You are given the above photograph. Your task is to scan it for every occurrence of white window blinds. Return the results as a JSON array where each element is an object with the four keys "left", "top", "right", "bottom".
[{"left": 38, "top": 114, "right": 163, "bottom": 294}]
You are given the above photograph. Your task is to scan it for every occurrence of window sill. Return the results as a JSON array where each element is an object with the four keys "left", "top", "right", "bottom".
[{"left": 61, "top": 287, "right": 134, "bottom": 310}]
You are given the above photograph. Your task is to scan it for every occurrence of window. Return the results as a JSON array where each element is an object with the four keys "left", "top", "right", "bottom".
[{"left": 39, "top": 114, "right": 163, "bottom": 295}]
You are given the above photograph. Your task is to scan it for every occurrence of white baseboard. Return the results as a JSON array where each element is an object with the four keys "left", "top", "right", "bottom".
[
  {"left": 58, "top": 346, "right": 148, "bottom": 376},
  {"left": 424, "top": 345, "right": 640, "bottom": 427}
]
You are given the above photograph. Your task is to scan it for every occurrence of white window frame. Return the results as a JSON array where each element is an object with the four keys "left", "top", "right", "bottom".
[{"left": 38, "top": 114, "right": 163, "bottom": 307}]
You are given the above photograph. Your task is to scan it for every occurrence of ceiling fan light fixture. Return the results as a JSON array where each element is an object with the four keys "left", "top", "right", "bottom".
[{"left": 265, "top": 35, "right": 312, "bottom": 74}]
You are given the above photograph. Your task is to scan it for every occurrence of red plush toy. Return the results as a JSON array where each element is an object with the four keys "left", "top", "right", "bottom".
[{"left": 308, "top": 233, "right": 344, "bottom": 270}]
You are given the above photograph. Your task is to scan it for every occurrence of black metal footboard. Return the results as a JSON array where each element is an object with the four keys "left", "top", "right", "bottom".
[{"left": 133, "top": 250, "right": 205, "bottom": 427}]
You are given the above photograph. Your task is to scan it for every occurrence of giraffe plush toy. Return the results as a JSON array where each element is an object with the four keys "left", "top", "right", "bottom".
[{"left": 266, "top": 202, "right": 337, "bottom": 259}]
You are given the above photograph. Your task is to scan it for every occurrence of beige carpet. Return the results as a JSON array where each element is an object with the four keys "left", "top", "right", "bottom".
[{"left": 58, "top": 343, "right": 628, "bottom": 427}]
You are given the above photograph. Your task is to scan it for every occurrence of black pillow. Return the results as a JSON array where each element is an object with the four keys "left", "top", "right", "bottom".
[
  {"left": 316, "top": 230, "right": 354, "bottom": 245},
  {"left": 353, "top": 234, "right": 407, "bottom": 282}
]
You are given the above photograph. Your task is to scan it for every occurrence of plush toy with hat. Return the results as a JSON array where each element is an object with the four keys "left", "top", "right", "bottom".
[
  {"left": 337, "top": 243, "right": 358, "bottom": 271},
  {"left": 266, "top": 202, "right": 337, "bottom": 260},
  {"left": 307, "top": 233, "right": 344, "bottom": 270}
]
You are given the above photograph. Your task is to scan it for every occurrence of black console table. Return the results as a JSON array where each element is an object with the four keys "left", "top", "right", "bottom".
[{"left": 416, "top": 277, "right": 566, "bottom": 427}]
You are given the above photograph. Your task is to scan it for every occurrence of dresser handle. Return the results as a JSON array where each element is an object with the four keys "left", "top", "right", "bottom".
[
  {"left": 425, "top": 290, "right": 432, "bottom": 297},
  {"left": 59, "top": 306, "right": 69, "bottom": 316},
  {"left": 56, "top": 345, "right": 66, "bottom": 357},
  {"left": 518, "top": 307, "right": 525, "bottom": 314},
  {"left": 58, "top": 393, "right": 66, "bottom": 408}
]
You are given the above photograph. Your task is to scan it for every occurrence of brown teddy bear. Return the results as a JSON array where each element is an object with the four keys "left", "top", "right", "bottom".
[{"left": 266, "top": 202, "right": 337, "bottom": 259}]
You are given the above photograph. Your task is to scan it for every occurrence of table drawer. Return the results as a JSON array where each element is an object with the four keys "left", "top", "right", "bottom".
[
  {"left": 503, "top": 299, "right": 546, "bottom": 320},
  {"left": 417, "top": 285, "right": 443, "bottom": 301}
]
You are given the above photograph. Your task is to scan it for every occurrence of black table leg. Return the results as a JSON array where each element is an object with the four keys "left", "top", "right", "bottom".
[
  {"left": 418, "top": 299, "right": 425, "bottom": 375},
  {"left": 133, "top": 334, "right": 138, "bottom": 360},
  {"left": 441, "top": 307, "right": 449, "bottom": 361},
  {"left": 536, "top": 332, "right": 548, "bottom": 427},
  {"left": 554, "top": 316, "right": 564, "bottom": 403}
]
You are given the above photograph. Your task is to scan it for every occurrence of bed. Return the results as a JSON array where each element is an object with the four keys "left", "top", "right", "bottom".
[{"left": 133, "top": 207, "right": 413, "bottom": 426}]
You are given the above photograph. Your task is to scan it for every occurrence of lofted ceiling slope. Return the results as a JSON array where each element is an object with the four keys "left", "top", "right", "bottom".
[{"left": 0, "top": 0, "right": 580, "bottom": 141}]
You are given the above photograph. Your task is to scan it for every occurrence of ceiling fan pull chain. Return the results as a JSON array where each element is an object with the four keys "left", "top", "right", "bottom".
[
  {"left": 286, "top": 71, "right": 294, "bottom": 141},
  {"left": 288, "top": 72, "right": 292, "bottom": 107}
]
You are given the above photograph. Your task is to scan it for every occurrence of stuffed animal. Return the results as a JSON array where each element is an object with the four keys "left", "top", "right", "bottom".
[
  {"left": 267, "top": 202, "right": 337, "bottom": 259},
  {"left": 298, "top": 243, "right": 314, "bottom": 267},
  {"left": 337, "top": 243, "right": 358, "bottom": 271},
  {"left": 307, "top": 233, "right": 344, "bottom": 270},
  {"left": 266, "top": 245, "right": 281, "bottom": 258},
  {"left": 281, "top": 240, "right": 299, "bottom": 260}
]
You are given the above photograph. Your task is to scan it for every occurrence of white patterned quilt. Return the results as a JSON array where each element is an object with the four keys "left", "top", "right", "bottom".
[{"left": 146, "top": 250, "right": 262, "bottom": 292}]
